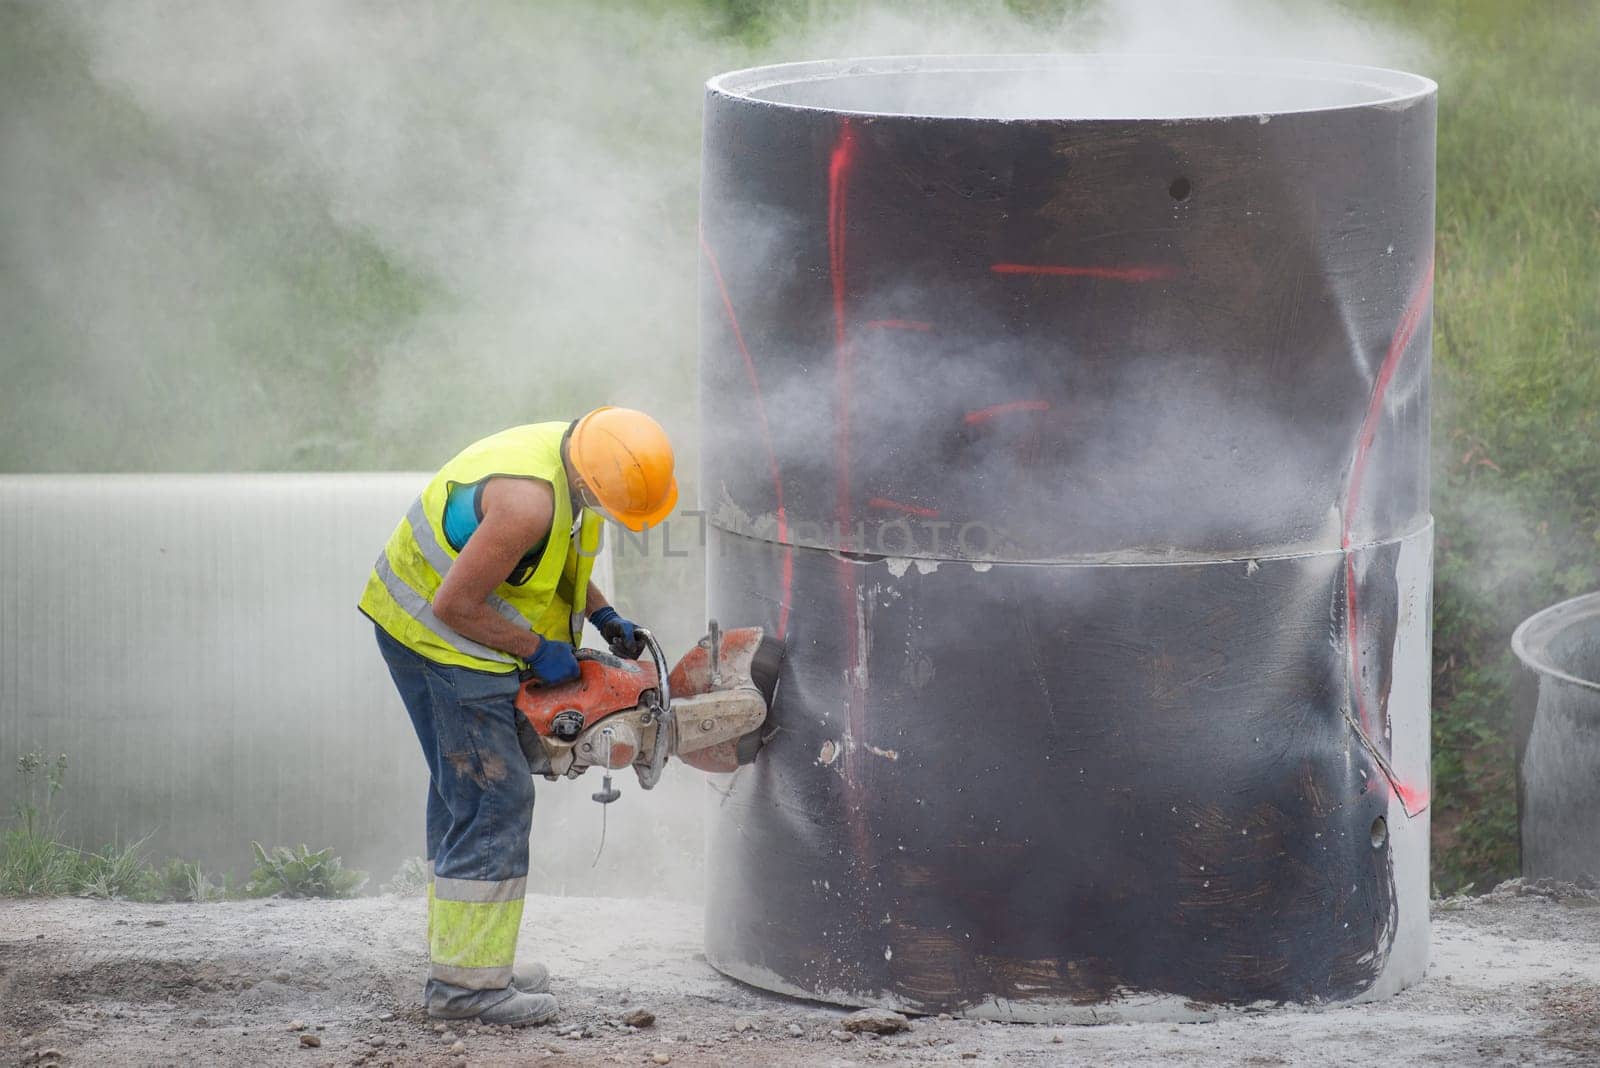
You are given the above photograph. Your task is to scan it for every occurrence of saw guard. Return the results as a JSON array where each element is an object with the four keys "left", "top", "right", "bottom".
[
  {"left": 670, "top": 626, "right": 774, "bottom": 774},
  {"left": 667, "top": 626, "right": 768, "bottom": 698}
]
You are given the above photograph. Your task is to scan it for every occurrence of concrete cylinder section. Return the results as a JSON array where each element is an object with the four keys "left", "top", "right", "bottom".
[
  {"left": 1512, "top": 592, "right": 1600, "bottom": 882},
  {"left": 698, "top": 55, "right": 1435, "bottom": 1018}
]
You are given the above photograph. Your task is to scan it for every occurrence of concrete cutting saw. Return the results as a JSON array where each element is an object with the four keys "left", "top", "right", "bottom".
[{"left": 514, "top": 621, "right": 782, "bottom": 805}]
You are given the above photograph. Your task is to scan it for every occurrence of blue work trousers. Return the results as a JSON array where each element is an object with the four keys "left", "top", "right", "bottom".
[{"left": 374, "top": 624, "right": 534, "bottom": 993}]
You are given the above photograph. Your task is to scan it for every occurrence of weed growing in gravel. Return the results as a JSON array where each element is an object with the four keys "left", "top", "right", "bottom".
[
  {"left": 380, "top": 855, "right": 430, "bottom": 897},
  {"left": 0, "top": 822, "right": 82, "bottom": 896},
  {"left": 3, "top": 752, "right": 156, "bottom": 899},
  {"left": 76, "top": 836, "right": 156, "bottom": 900},
  {"left": 150, "top": 857, "right": 229, "bottom": 902},
  {"left": 246, "top": 843, "right": 368, "bottom": 899},
  {"left": 1, "top": 751, "right": 80, "bottom": 896}
]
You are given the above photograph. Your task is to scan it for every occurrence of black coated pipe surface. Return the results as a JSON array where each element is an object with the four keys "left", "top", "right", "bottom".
[{"left": 699, "top": 55, "right": 1436, "bottom": 1019}]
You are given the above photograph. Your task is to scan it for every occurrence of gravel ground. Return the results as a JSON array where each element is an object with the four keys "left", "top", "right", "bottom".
[{"left": 3, "top": 880, "right": 1600, "bottom": 1067}]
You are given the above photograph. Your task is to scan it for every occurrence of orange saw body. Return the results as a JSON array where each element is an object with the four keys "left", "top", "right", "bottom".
[{"left": 514, "top": 622, "right": 781, "bottom": 796}]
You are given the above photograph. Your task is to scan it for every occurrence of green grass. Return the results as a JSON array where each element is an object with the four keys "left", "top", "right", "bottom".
[
  {"left": 0, "top": 815, "right": 167, "bottom": 901},
  {"left": 1357, "top": 0, "right": 1600, "bottom": 890},
  {"left": 0, "top": 751, "right": 347, "bottom": 901},
  {"left": 0, "top": 824, "right": 349, "bottom": 902},
  {"left": 0, "top": 824, "right": 84, "bottom": 896}
]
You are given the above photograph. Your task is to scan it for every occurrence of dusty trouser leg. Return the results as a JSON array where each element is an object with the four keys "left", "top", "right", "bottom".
[
  {"left": 421, "top": 673, "right": 534, "bottom": 1010},
  {"left": 374, "top": 626, "right": 536, "bottom": 1014},
  {"left": 424, "top": 782, "right": 446, "bottom": 949},
  {"left": 375, "top": 629, "right": 454, "bottom": 970}
]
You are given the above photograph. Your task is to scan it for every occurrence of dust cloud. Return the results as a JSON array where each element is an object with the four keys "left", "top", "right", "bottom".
[{"left": 0, "top": 0, "right": 1424, "bottom": 899}]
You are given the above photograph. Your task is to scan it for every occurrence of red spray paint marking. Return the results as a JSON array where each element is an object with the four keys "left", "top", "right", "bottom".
[
  {"left": 826, "top": 118, "right": 875, "bottom": 878},
  {"left": 964, "top": 400, "right": 1051, "bottom": 425},
  {"left": 1343, "top": 260, "right": 1435, "bottom": 539},
  {"left": 699, "top": 230, "right": 793, "bottom": 641},
  {"left": 862, "top": 319, "right": 934, "bottom": 332},
  {"left": 867, "top": 496, "right": 941, "bottom": 519},
  {"left": 1393, "top": 779, "right": 1431, "bottom": 813},
  {"left": 1342, "top": 259, "right": 1435, "bottom": 818},
  {"left": 991, "top": 262, "right": 1176, "bottom": 283},
  {"left": 829, "top": 119, "right": 860, "bottom": 539}
]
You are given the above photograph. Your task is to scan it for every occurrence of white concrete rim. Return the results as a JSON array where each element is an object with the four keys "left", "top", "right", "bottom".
[
  {"left": 706, "top": 54, "right": 1437, "bottom": 123},
  {"left": 1512, "top": 590, "right": 1600, "bottom": 694}
]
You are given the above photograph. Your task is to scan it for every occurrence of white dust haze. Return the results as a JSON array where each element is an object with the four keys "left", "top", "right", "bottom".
[{"left": 0, "top": 0, "right": 1425, "bottom": 898}]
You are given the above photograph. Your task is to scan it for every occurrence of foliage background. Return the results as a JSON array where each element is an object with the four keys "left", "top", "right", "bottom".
[{"left": 3, "top": 0, "right": 1596, "bottom": 892}]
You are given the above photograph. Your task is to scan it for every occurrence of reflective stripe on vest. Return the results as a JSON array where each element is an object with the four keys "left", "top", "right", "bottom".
[{"left": 371, "top": 552, "right": 517, "bottom": 667}]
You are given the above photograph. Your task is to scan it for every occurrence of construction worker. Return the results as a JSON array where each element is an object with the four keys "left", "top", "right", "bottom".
[{"left": 359, "top": 408, "right": 678, "bottom": 1026}]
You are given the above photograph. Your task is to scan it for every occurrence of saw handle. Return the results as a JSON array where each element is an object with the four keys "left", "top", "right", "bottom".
[
  {"left": 633, "top": 629, "right": 675, "bottom": 791},
  {"left": 638, "top": 629, "right": 671, "bottom": 715}
]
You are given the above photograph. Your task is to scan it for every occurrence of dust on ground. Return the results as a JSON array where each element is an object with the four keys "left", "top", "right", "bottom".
[{"left": 4, "top": 879, "right": 1600, "bottom": 1067}]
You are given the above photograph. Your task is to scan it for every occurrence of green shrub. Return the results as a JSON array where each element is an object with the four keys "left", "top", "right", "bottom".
[
  {"left": 380, "top": 855, "right": 430, "bottom": 897},
  {"left": 246, "top": 842, "right": 367, "bottom": 899},
  {"left": 148, "top": 857, "right": 227, "bottom": 903}
]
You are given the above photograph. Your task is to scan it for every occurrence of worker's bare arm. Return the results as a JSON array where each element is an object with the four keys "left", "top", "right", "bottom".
[
  {"left": 432, "top": 477, "right": 554, "bottom": 660},
  {"left": 584, "top": 580, "right": 609, "bottom": 616}
]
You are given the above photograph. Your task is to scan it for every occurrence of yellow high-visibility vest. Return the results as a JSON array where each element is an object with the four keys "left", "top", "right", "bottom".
[{"left": 359, "top": 422, "right": 603, "bottom": 673}]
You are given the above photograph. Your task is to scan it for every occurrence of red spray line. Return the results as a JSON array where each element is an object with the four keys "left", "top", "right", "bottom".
[
  {"left": 867, "top": 496, "right": 942, "bottom": 519},
  {"left": 964, "top": 400, "right": 1051, "bottom": 425},
  {"left": 826, "top": 118, "right": 875, "bottom": 880},
  {"left": 1342, "top": 259, "right": 1435, "bottom": 817},
  {"left": 1343, "top": 260, "right": 1435, "bottom": 540},
  {"left": 829, "top": 119, "right": 860, "bottom": 539},
  {"left": 699, "top": 230, "right": 793, "bottom": 641}
]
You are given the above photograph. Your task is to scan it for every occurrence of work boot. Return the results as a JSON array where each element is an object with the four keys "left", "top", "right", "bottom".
[
  {"left": 419, "top": 962, "right": 550, "bottom": 1008},
  {"left": 476, "top": 989, "right": 559, "bottom": 1027},
  {"left": 425, "top": 980, "right": 559, "bottom": 1027},
  {"left": 513, "top": 960, "right": 551, "bottom": 994}
]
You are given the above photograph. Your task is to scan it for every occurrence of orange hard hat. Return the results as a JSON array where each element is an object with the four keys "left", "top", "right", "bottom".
[{"left": 568, "top": 407, "right": 679, "bottom": 532}]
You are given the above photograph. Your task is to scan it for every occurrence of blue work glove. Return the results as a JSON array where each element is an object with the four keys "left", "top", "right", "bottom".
[
  {"left": 524, "top": 636, "right": 580, "bottom": 686},
  {"left": 590, "top": 606, "right": 646, "bottom": 660}
]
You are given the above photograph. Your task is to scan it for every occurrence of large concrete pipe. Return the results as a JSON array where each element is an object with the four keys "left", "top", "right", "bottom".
[
  {"left": 1512, "top": 592, "right": 1600, "bottom": 882},
  {"left": 698, "top": 55, "right": 1435, "bottom": 1019}
]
